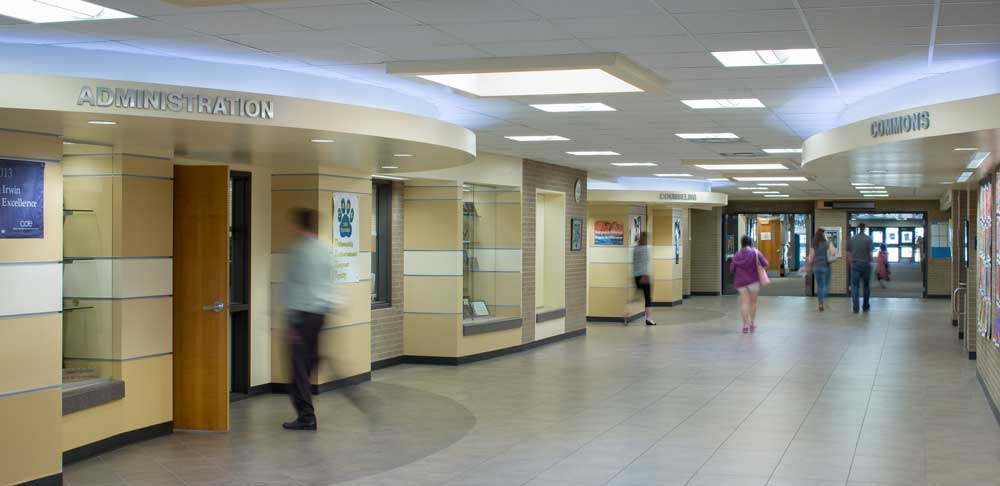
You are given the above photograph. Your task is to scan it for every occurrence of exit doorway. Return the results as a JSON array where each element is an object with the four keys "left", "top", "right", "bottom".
[
  {"left": 723, "top": 212, "right": 814, "bottom": 296},
  {"left": 848, "top": 212, "right": 927, "bottom": 298}
]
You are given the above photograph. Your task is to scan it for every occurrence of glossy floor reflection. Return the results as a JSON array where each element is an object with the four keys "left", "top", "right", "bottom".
[{"left": 65, "top": 296, "right": 1000, "bottom": 486}]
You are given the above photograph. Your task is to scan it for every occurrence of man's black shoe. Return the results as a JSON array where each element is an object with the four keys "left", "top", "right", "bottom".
[
  {"left": 283, "top": 419, "right": 317, "bottom": 431},
  {"left": 862, "top": 306, "right": 870, "bottom": 312}
]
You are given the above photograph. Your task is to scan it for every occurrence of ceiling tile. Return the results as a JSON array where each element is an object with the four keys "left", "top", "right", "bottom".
[
  {"left": 278, "top": 46, "right": 389, "bottom": 66},
  {"left": 656, "top": 0, "right": 797, "bottom": 13},
  {"left": 798, "top": 0, "right": 932, "bottom": 6},
  {"left": 939, "top": 3, "right": 1000, "bottom": 26},
  {"left": 0, "top": 24, "right": 98, "bottom": 45},
  {"left": 695, "top": 30, "right": 813, "bottom": 51},
  {"left": 517, "top": 0, "right": 663, "bottom": 18},
  {"left": 935, "top": 25, "right": 1000, "bottom": 45},
  {"left": 152, "top": 11, "right": 309, "bottom": 35},
  {"left": 340, "top": 26, "right": 463, "bottom": 48},
  {"left": 813, "top": 27, "right": 927, "bottom": 48},
  {"left": 803, "top": 5, "right": 933, "bottom": 31},
  {"left": 53, "top": 41, "right": 155, "bottom": 55},
  {"left": 386, "top": 0, "right": 539, "bottom": 24},
  {"left": 631, "top": 52, "right": 722, "bottom": 69},
  {"left": 552, "top": 15, "right": 686, "bottom": 39},
  {"left": 221, "top": 30, "right": 353, "bottom": 52},
  {"left": 433, "top": 20, "right": 569, "bottom": 43},
  {"left": 581, "top": 35, "right": 703, "bottom": 55},
  {"left": 95, "top": 0, "right": 250, "bottom": 16},
  {"left": 265, "top": 4, "right": 419, "bottom": 30},
  {"left": 673, "top": 10, "right": 804, "bottom": 34},
  {"left": 375, "top": 43, "right": 490, "bottom": 61},
  {"left": 51, "top": 18, "right": 199, "bottom": 41},
  {"left": 474, "top": 39, "right": 594, "bottom": 57}
]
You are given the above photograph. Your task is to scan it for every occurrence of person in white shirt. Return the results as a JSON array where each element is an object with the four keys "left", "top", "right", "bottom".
[{"left": 283, "top": 208, "right": 336, "bottom": 431}]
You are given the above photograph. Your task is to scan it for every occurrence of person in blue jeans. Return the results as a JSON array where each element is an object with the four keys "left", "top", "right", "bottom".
[
  {"left": 846, "top": 224, "right": 874, "bottom": 313},
  {"left": 806, "top": 228, "right": 836, "bottom": 311}
]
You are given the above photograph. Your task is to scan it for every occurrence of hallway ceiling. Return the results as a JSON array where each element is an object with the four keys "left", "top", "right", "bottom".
[{"left": 1, "top": 0, "right": 999, "bottom": 198}]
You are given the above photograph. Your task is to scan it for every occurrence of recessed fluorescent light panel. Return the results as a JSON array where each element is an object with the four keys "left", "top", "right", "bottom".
[
  {"left": 756, "top": 183, "right": 788, "bottom": 187},
  {"left": 753, "top": 191, "right": 779, "bottom": 194},
  {"left": 675, "top": 133, "right": 739, "bottom": 140},
  {"left": 967, "top": 151, "right": 991, "bottom": 169},
  {"left": 693, "top": 163, "right": 787, "bottom": 171},
  {"left": 567, "top": 151, "right": 619, "bottom": 156},
  {"left": 390, "top": 54, "right": 663, "bottom": 97},
  {"left": 1, "top": 0, "right": 135, "bottom": 23},
  {"left": 381, "top": 166, "right": 399, "bottom": 170},
  {"left": 654, "top": 173, "right": 692, "bottom": 177},
  {"left": 762, "top": 148, "right": 802, "bottom": 154},
  {"left": 682, "top": 98, "right": 764, "bottom": 109},
  {"left": 393, "top": 153, "right": 413, "bottom": 157},
  {"left": 505, "top": 135, "right": 569, "bottom": 142},
  {"left": 708, "top": 178, "right": 729, "bottom": 181},
  {"left": 733, "top": 176, "right": 809, "bottom": 182},
  {"left": 863, "top": 194, "right": 890, "bottom": 198},
  {"left": 712, "top": 49, "right": 822, "bottom": 67},
  {"left": 851, "top": 183, "right": 874, "bottom": 186},
  {"left": 955, "top": 147, "right": 979, "bottom": 151},
  {"left": 611, "top": 162, "right": 658, "bottom": 167},
  {"left": 87, "top": 120, "right": 116, "bottom": 125},
  {"left": 764, "top": 194, "right": 790, "bottom": 198},
  {"left": 857, "top": 186, "right": 886, "bottom": 190},
  {"left": 957, "top": 172, "right": 974, "bottom": 182},
  {"left": 311, "top": 139, "right": 334, "bottom": 143},
  {"left": 530, "top": 103, "right": 616, "bottom": 112},
  {"left": 737, "top": 187, "right": 759, "bottom": 190}
]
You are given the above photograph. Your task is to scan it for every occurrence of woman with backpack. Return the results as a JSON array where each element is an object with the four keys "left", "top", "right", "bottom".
[{"left": 729, "top": 235, "right": 768, "bottom": 334}]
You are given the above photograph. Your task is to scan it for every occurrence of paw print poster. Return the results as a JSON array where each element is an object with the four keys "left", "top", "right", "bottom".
[{"left": 333, "top": 193, "right": 360, "bottom": 283}]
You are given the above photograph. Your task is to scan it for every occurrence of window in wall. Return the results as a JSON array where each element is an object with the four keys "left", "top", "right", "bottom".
[
  {"left": 371, "top": 181, "right": 392, "bottom": 306},
  {"left": 229, "top": 172, "right": 251, "bottom": 397}
]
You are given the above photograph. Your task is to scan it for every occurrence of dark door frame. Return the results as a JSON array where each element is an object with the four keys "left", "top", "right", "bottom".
[
  {"left": 229, "top": 171, "right": 252, "bottom": 398},
  {"left": 845, "top": 211, "right": 929, "bottom": 298},
  {"left": 721, "top": 210, "right": 816, "bottom": 295}
]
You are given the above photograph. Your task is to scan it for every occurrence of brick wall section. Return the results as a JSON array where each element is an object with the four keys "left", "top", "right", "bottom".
[
  {"left": 691, "top": 207, "right": 722, "bottom": 294},
  {"left": 522, "top": 160, "right": 587, "bottom": 343},
  {"left": 371, "top": 181, "right": 404, "bottom": 362}
]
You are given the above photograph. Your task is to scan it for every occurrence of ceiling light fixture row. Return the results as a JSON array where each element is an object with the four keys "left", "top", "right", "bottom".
[
  {"left": 682, "top": 99, "right": 764, "bottom": 109},
  {"left": 712, "top": 49, "right": 822, "bottom": 67},
  {"left": 1, "top": 0, "right": 134, "bottom": 23},
  {"left": 505, "top": 135, "right": 569, "bottom": 142}
]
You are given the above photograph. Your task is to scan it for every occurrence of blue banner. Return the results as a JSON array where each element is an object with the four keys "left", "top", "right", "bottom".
[{"left": 0, "top": 159, "right": 44, "bottom": 238}]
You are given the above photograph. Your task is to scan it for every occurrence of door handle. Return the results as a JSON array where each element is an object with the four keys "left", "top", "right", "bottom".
[{"left": 202, "top": 301, "right": 225, "bottom": 313}]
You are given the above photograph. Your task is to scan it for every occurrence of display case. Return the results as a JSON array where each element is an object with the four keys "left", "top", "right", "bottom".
[{"left": 462, "top": 183, "right": 521, "bottom": 325}]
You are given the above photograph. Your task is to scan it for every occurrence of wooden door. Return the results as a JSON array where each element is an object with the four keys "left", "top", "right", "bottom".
[
  {"left": 173, "top": 165, "right": 230, "bottom": 431},
  {"left": 757, "top": 219, "right": 780, "bottom": 271}
]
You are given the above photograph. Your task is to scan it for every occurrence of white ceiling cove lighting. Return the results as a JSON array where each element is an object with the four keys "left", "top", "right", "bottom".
[
  {"left": 0, "top": 0, "right": 134, "bottom": 23},
  {"left": 764, "top": 194, "right": 790, "bottom": 198},
  {"left": 653, "top": 173, "right": 692, "bottom": 177},
  {"left": 681, "top": 98, "right": 764, "bottom": 109},
  {"left": 762, "top": 148, "right": 803, "bottom": 154},
  {"left": 693, "top": 163, "right": 787, "bottom": 171},
  {"left": 611, "top": 162, "right": 658, "bottom": 167},
  {"left": 567, "top": 151, "right": 619, "bottom": 156},
  {"left": 967, "top": 151, "right": 991, "bottom": 169},
  {"left": 505, "top": 135, "right": 569, "bottom": 142},
  {"left": 733, "top": 176, "right": 809, "bottom": 182},
  {"left": 957, "top": 172, "right": 974, "bottom": 183},
  {"left": 389, "top": 53, "right": 662, "bottom": 97},
  {"left": 712, "top": 49, "right": 822, "bottom": 67},
  {"left": 530, "top": 102, "right": 616, "bottom": 112},
  {"left": 675, "top": 133, "right": 739, "bottom": 140}
]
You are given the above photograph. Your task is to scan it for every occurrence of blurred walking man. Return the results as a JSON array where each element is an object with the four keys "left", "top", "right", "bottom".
[
  {"left": 283, "top": 208, "right": 336, "bottom": 431},
  {"left": 846, "top": 223, "right": 874, "bottom": 314}
]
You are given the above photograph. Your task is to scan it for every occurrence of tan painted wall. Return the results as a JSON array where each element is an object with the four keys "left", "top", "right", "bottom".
[
  {"left": 587, "top": 204, "right": 645, "bottom": 319},
  {"left": 0, "top": 131, "right": 63, "bottom": 485}
]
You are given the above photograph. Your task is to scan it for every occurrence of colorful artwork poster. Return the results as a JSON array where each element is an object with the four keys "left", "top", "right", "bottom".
[
  {"left": 333, "top": 193, "right": 360, "bottom": 283},
  {"left": 995, "top": 180, "right": 1000, "bottom": 344},
  {"left": 980, "top": 182, "right": 993, "bottom": 338},
  {"left": 594, "top": 220, "right": 624, "bottom": 245},
  {"left": 630, "top": 215, "right": 642, "bottom": 246}
]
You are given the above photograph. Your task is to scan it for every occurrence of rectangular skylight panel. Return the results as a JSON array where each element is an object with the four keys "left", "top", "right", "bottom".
[
  {"left": 682, "top": 98, "right": 765, "bottom": 109},
  {"left": 530, "top": 103, "right": 616, "bottom": 112},
  {"left": 0, "top": 0, "right": 135, "bottom": 23},
  {"left": 712, "top": 49, "right": 822, "bottom": 67},
  {"left": 733, "top": 176, "right": 809, "bottom": 182},
  {"left": 505, "top": 135, "right": 569, "bottom": 141},
  {"left": 694, "top": 164, "right": 788, "bottom": 171},
  {"left": 967, "top": 151, "right": 991, "bottom": 169},
  {"left": 675, "top": 133, "right": 739, "bottom": 140},
  {"left": 419, "top": 69, "right": 642, "bottom": 97},
  {"left": 957, "top": 171, "right": 974, "bottom": 182},
  {"left": 567, "top": 151, "right": 619, "bottom": 156}
]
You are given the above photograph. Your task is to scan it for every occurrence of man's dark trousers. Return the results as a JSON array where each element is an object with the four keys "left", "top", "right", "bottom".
[
  {"left": 289, "top": 310, "right": 324, "bottom": 424},
  {"left": 850, "top": 262, "right": 872, "bottom": 312}
]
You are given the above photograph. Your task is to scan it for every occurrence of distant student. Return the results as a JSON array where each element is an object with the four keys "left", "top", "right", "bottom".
[
  {"left": 876, "top": 244, "right": 890, "bottom": 288},
  {"left": 632, "top": 232, "right": 655, "bottom": 326},
  {"left": 806, "top": 228, "right": 836, "bottom": 311},
  {"left": 729, "top": 236, "right": 768, "bottom": 333},
  {"left": 846, "top": 224, "right": 874, "bottom": 313}
]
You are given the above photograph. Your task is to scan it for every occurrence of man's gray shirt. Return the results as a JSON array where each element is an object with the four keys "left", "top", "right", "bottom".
[{"left": 847, "top": 232, "right": 873, "bottom": 266}]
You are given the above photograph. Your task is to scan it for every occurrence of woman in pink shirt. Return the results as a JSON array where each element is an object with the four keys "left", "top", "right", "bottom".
[{"left": 729, "top": 236, "right": 768, "bottom": 334}]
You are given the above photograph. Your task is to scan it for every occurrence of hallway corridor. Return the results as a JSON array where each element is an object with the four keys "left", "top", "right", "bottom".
[{"left": 64, "top": 297, "right": 1000, "bottom": 486}]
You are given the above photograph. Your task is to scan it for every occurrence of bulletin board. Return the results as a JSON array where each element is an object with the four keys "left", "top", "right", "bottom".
[{"left": 979, "top": 179, "right": 993, "bottom": 339}]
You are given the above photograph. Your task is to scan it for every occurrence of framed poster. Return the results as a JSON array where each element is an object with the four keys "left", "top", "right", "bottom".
[
  {"left": 886, "top": 227, "right": 899, "bottom": 244},
  {"left": 594, "top": 220, "right": 624, "bottom": 245},
  {"left": 0, "top": 159, "right": 44, "bottom": 238},
  {"left": 821, "top": 226, "right": 842, "bottom": 259},
  {"left": 570, "top": 218, "right": 583, "bottom": 251},
  {"left": 995, "top": 180, "right": 1000, "bottom": 344},
  {"left": 901, "top": 231, "right": 913, "bottom": 243},
  {"left": 672, "top": 208, "right": 683, "bottom": 264},
  {"left": 760, "top": 232, "right": 772, "bottom": 241},
  {"left": 630, "top": 215, "right": 642, "bottom": 246},
  {"left": 979, "top": 179, "right": 993, "bottom": 338},
  {"left": 333, "top": 193, "right": 360, "bottom": 283}
]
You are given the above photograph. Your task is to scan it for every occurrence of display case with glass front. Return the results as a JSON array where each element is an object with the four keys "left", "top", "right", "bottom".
[{"left": 462, "top": 183, "right": 521, "bottom": 326}]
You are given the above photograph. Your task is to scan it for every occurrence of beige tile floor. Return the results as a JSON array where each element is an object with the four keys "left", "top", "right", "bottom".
[{"left": 64, "top": 296, "right": 1000, "bottom": 486}]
